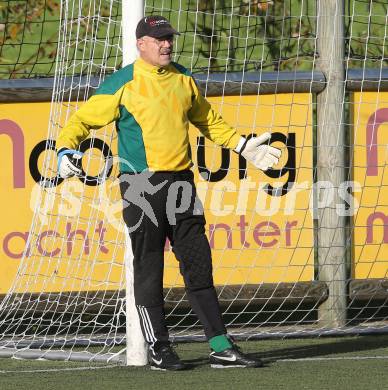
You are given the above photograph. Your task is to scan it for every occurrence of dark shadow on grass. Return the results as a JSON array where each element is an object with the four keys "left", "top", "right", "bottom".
[
  {"left": 181, "top": 356, "right": 209, "bottom": 368},
  {"left": 250, "top": 335, "right": 388, "bottom": 363},
  {"left": 175, "top": 335, "right": 388, "bottom": 369},
  {"left": 181, "top": 357, "right": 271, "bottom": 369},
  {"left": 181, "top": 350, "right": 272, "bottom": 369}
]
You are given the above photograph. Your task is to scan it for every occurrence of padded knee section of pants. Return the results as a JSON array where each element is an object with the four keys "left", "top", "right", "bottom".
[{"left": 174, "top": 234, "right": 213, "bottom": 290}]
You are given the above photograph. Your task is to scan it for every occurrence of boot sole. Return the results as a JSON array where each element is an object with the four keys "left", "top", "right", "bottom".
[
  {"left": 211, "top": 364, "right": 247, "bottom": 368},
  {"left": 211, "top": 363, "right": 263, "bottom": 369},
  {"left": 150, "top": 365, "right": 187, "bottom": 371}
]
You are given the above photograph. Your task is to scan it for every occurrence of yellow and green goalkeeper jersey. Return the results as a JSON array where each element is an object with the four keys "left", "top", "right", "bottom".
[{"left": 56, "top": 57, "right": 241, "bottom": 173}]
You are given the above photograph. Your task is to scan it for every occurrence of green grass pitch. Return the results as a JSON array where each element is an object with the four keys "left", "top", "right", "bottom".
[{"left": 1, "top": 336, "right": 388, "bottom": 390}]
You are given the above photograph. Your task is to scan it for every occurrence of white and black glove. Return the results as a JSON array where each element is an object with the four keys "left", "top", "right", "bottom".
[
  {"left": 236, "top": 132, "right": 281, "bottom": 171},
  {"left": 57, "top": 148, "right": 83, "bottom": 179}
]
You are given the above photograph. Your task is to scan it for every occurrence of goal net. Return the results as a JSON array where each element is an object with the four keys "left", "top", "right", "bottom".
[{"left": 0, "top": 0, "right": 388, "bottom": 364}]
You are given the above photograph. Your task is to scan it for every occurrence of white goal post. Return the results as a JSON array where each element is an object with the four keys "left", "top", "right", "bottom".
[{"left": 121, "top": 0, "right": 148, "bottom": 366}]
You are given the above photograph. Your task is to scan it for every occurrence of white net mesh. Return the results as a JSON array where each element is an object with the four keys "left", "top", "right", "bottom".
[
  {"left": 0, "top": 0, "right": 126, "bottom": 362},
  {"left": 1, "top": 0, "right": 388, "bottom": 363}
]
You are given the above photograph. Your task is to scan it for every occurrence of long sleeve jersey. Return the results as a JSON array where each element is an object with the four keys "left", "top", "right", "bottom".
[{"left": 56, "top": 57, "right": 241, "bottom": 173}]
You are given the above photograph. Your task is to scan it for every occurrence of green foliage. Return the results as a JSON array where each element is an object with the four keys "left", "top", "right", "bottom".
[
  {"left": 0, "top": 0, "right": 60, "bottom": 78},
  {"left": 345, "top": 0, "right": 388, "bottom": 68},
  {"left": 187, "top": 0, "right": 316, "bottom": 72},
  {"left": 0, "top": 0, "right": 122, "bottom": 78},
  {"left": 0, "top": 0, "right": 387, "bottom": 79}
]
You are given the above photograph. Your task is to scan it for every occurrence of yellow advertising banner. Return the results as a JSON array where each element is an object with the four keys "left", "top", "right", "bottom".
[
  {"left": 0, "top": 93, "right": 313, "bottom": 294},
  {"left": 353, "top": 92, "right": 388, "bottom": 278}
]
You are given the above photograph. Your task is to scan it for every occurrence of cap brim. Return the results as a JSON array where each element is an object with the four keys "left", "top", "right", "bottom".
[{"left": 149, "top": 27, "right": 180, "bottom": 38}]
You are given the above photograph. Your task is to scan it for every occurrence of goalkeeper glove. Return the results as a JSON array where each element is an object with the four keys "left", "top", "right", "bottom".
[
  {"left": 236, "top": 132, "right": 281, "bottom": 171},
  {"left": 57, "top": 148, "right": 83, "bottom": 179}
]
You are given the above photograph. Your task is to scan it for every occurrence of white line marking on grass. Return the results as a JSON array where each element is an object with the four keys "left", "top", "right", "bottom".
[
  {"left": 278, "top": 356, "right": 388, "bottom": 362},
  {"left": 0, "top": 365, "right": 118, "bottom": 374}
]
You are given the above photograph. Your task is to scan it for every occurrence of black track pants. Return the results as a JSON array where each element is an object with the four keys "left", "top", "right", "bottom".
[{"left": 120, "top": 170, "right": 226, "bottom": 347}]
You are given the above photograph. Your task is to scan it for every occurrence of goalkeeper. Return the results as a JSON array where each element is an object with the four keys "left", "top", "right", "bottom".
[{"left": 57, "top": 15, "right": 281, "bottom": 371}]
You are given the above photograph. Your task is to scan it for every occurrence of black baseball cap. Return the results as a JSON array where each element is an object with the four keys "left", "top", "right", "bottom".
[{"left": 136, "top": 16, "right": 180, "bottom": 39}]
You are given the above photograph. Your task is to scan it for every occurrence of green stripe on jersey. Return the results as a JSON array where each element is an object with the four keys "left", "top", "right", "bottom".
[
  {"left": 117, "top": 105, "right": 148, "bottom": 173},
  {"left": 95, "top": 63, "right": 134, "bottom": 95},
  {"left": 171, "top": 62, "right": 192, "bottom": 76}
]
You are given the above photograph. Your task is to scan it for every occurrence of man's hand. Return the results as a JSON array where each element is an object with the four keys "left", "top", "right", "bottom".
[
  {"left": 239, "top": 132, "right": 281, "bottom": 171},
  {"left": 57, "top": 148, "right": 83, "bottom": 178}
]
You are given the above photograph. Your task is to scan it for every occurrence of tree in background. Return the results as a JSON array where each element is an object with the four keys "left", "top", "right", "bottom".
[
  {"left": 0, "top": 0, "right": 387, "bottom": 78},
  {"left": 191, "top": 0, "right": 316, "bottom": 73},
  {"left": 0, "top": 0, "right": 60, "bottom": 78}
]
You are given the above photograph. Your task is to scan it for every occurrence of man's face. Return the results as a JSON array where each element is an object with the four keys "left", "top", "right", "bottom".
[{"left": 137, "top": 35, "right": 174, "bottom": 67}]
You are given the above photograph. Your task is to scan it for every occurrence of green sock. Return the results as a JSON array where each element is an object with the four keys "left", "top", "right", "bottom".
[{"left": 209, "top": 334, "right": 232, "bottom": 352}]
